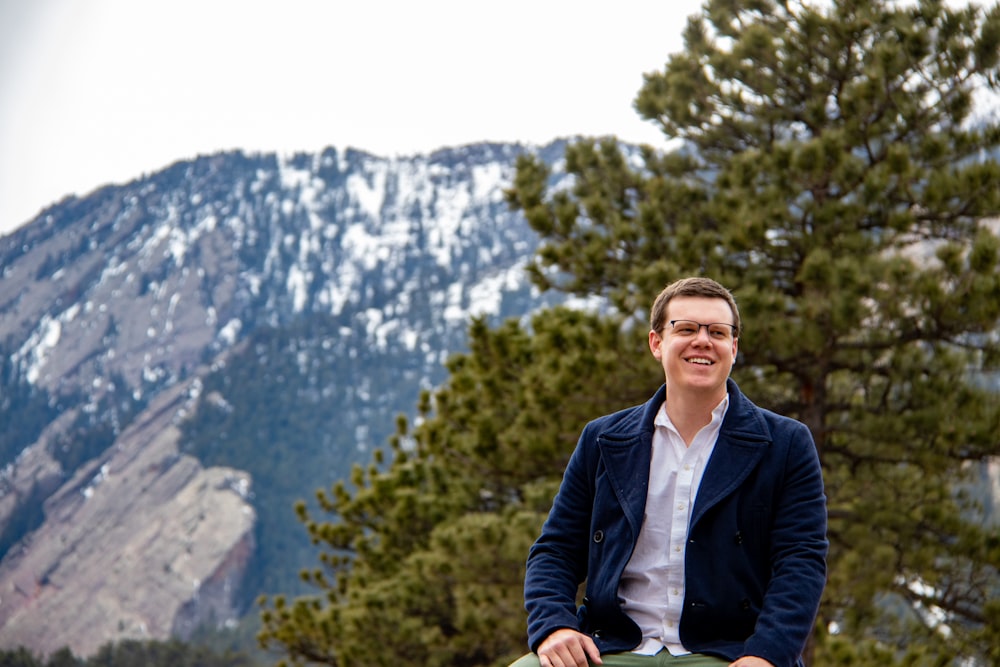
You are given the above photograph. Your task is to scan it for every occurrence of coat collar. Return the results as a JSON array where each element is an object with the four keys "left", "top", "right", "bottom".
[{"left": 596, "top": 379, "right": 771, "bottom": 531}]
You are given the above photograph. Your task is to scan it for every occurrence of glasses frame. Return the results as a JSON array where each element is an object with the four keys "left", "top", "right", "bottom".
[{"left": 667, "top": 319, "right": 737, "bottom": 341}]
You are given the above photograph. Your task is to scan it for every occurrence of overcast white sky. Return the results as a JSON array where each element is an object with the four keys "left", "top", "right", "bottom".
[{"left": 0, "top": 0, "right": 703, "bottom": 236}]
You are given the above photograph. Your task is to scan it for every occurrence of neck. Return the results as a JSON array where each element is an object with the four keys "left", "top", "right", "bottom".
[{"left": 666, "top": 387, "right": 726, "bottom": 446}]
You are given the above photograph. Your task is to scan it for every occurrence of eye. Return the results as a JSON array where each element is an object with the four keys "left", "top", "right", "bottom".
[{"left": 674, "top": 322, "right": 697, "bottom": 335}]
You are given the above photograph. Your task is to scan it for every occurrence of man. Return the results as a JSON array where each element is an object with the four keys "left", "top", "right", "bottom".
[{"left": 514, "top": 277, "right": 828, "bottom": 667}]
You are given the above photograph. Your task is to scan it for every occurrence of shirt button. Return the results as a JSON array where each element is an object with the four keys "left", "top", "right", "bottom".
[
  {"left": 677, "top": 503, "right": 685, "bottom": 510},
  {"left": 672, "top": 588, "right": 680, "bottom": 596},
  {"left": 674, "top": 545, "right": 682, "bottom": 552}
]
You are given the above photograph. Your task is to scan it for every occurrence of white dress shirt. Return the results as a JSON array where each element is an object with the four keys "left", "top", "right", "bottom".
[{"left": 618, "top": 395, "right": 729, "bottom": 656}]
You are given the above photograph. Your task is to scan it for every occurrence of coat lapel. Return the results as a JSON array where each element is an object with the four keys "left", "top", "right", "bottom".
[
  {"left": 599, "top": 433, "right": 652, "bottom": 536},
  {"left": 597, "top": 386, "right": 664, "bottom": 536},
  {"left": 691, "top": 379, "right": 770, "bottom": 527}
]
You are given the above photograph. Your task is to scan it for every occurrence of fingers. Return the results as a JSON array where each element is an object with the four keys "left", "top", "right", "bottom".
[
  {"left": 729, "top": 657, "right": 775, "bottom": 667},
  {"left": 537, "top": 629, "right": 602, "bottom": 667},
  {"left": 584, "top": 639, "right": 603, "bottom": 665}
]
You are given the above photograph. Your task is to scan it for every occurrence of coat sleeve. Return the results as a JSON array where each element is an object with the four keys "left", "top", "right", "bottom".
[
  {"left": 743, "top": 420, "right": 828, "bottom": 667},
  {"left": 523, "top": 426, "right": 597, "bottom": 652}
]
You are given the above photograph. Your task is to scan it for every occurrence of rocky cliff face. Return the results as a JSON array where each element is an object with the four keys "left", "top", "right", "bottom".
[
  {"left": 0, "top": 380, "right": 254, "bottom": 656},
  {"left": 0, "top": 141, "right": 569, "bottom": 656}
]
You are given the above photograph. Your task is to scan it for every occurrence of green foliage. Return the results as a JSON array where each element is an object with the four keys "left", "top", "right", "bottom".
[
  {"left": 0, "top": 482, "right": 48, "bottom": 562},
  {"left": 47, "top": 374, "right": 146, "bottom": 473},
  {"left": 329, "top": 510, "right": 540, "bottom": 667},
  {"left": 0, "top": 647, "right": 46, "bottom": 667},
  {"left": 258, "top": 309, "right": 660, "bottom": 666},
  {"left": 41, "top": 649, "right": 80, "bottom": 667},
  {"left": 86, "top": 639, "right": 256, "bottom": 667},
  {"left": 180, "top": 313, "right": 434, "bottom": 602},
  {"left": 0, "top": 640, "right": 257, "bottom": 667},
  {"left": 0, "top": 359, "right": 140, "bottom": 562},
  {"left": 0, "top": 350, "right": 61, "bottom": 469},
  {"left": 261, "top": 0, "right": 1000, "bottom": 665},
  {"left": 505, "top": 0, "right": 1000, "bottom": 663}
]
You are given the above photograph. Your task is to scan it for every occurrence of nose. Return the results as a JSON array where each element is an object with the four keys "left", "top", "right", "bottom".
[{"left": 693, "top": 325, "right": 714, "bottom": 343}]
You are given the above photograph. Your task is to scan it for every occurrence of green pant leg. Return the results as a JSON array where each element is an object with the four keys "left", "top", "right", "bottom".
[{"left": 507, "top": 651, "right": 729, "bottom": 667}]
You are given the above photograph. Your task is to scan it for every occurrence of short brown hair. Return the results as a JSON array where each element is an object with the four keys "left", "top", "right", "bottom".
[{"left": 649, "top": 277, "right": 741, "bottom": 337}]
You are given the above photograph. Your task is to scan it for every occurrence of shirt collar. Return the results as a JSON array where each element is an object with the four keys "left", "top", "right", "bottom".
[{"left": 654, "top": 393, "right": 730, "bottom": 430}]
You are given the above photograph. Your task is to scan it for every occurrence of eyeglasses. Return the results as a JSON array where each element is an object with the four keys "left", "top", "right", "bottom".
[{"left": 667, "top": 320, "right": 737, "bottom": 341}]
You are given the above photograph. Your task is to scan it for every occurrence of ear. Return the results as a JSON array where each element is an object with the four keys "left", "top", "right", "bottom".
[{"left": 648, "top": 329, "right": 663, "bottom": 360}]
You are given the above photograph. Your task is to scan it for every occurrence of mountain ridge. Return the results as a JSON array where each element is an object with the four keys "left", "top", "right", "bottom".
[{"left": 0, "top": 140, "right": 573, "bottom": 656}]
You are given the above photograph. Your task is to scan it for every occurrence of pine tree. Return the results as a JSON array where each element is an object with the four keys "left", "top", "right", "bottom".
[
  {"left": 259, "top": 0, "right": 1000, "bottom": 665},
  {"left": 0, "top": 647, "right": 41, "bottom": 667},
  {"left": 257, "top": 310, "right": 660, "bottom": 666},
  {"left": 43, "top": 648, "right": 80, "bottom": 667},
  {"left": 505, "top": 0, "right": 1000, "bottom": 663}
]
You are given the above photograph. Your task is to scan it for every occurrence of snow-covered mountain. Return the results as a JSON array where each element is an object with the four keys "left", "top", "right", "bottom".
[{"left": 0, "top": 140, "right": 572, "bottom": 656}]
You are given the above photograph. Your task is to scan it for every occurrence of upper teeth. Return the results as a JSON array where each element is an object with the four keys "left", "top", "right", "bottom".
[{"left": 689, "top": 358, "right": 712, "bottom": 365}]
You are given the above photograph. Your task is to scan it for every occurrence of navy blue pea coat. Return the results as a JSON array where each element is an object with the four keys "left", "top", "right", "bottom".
[{"left": 524, "top": 379, "right": 828, "bottom": 667}]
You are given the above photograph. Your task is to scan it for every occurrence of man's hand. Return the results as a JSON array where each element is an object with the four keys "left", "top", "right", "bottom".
[
  {"left": 729, "top": 657, "right": 775, "bottom": 667},
  {"left": 537, "top": 628, "right": 602, "bottom": 667}
]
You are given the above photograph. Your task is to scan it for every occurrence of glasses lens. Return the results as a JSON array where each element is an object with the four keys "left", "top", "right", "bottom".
[
  {"left": 672, "top": 321, "right": 699, "bottom": 336},
  {"left": 708, "top": 324, "right": 733, "bottom": 339}
]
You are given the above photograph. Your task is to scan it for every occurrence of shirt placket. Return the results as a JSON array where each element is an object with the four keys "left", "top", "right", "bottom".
[{"left": 663, "top": 445, "right": 695, "bottom": 644}]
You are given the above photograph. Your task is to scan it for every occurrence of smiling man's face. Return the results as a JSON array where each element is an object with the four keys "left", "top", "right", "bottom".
[{"left": 648, "top": 295, "right": 738, "bottom": 399}]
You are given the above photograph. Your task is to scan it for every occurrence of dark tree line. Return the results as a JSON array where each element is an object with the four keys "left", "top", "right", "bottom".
[{"left": 0, "top": 640, "right": 257, "bottom": 667}]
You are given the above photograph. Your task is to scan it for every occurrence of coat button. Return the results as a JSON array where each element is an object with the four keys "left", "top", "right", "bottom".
[
  {"left": 734, "top": 531, "right": 743, "bottom": 545},
  {"left": 593, "top": 530, "right": 604, "bottom": 543},
  {"left": 740, "top": 598, "right": 751, "bottom": 610}
]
